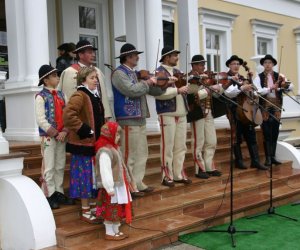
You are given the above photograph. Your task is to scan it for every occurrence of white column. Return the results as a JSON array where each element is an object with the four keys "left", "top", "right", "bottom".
[
  {"left": 177, "top": 0, "right": 200, "bottom": 70},
  {"left": 124, "top": 0, "right": 146, "bottom": 69},
  {"left": 294, "top": 27, "right": 300, "bottom": 95},
  {"left": 144, "top": 0, "right": 164, "bottom": 132},
  {"left": 1, "top": 0, "right": 50, "bottom": 141},
  {"left": 24, "top": 0, "right": 49, "bottom": 83},
  {"left": 112, "top": 0, "right": 126, "bottom": 67}
]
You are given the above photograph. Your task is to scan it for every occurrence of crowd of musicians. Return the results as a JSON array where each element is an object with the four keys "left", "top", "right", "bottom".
[{"left": 35, "top": 39, "right": 293, "bottom": 238}]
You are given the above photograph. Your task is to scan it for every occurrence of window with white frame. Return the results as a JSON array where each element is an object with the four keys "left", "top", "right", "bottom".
[
  {"left": 250, "top": 19, "right": 282, "bottom": 58},
  {"left": 199, "top": 8, "right": 238, "bottom": 72},
  {"left": 206, "top": 30, "right": 222, "bottom": 72}
]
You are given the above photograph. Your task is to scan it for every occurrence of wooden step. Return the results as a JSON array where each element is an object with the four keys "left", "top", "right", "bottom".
[
  {"left": 55, "top": 176, "right": 300, "bottom": 250},
  {"left": 53, "top": 159, "right": 270, "bottom": 226},
  {"left": 54, "top": 163, "right": 300, "bottom": 248}
]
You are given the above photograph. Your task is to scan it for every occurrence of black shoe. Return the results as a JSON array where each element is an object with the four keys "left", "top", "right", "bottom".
[
  {"left": 271, "top": 157, "right": 282, "bottom": 165},
  {"left": 47, "top": 193, "right": 60, "bottom": 209},
  {"left": 207, "top": 170, "right": 222, "bottom": 177},
  {"left": 131, "top": 191, "right": 145, "bottom": 199},
  {"left": 264, "top": 157, "right": 272, "bottom": 167},
  {"left": 140, "top": 187, "right": 155, "bottom": 193},
  {"left": 195, "top": 171, "right": 210, "bottom": 179},
  {"left": 251, "top": 161, "right": 269, "bottom": 170},
  {"left": 174, "top": 178, "right": 192, "bottom": 184},
  {"left": 162, "top": 178, "right": 175, "bottom": 187},
  {"left": 54, "top": 192, "right": 75, "bottom": 205},
  {"left": 249, "top": 144, "right": 268, "bottom": 170}
]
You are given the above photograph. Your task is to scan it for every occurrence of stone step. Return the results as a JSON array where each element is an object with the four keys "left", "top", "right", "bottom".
[{"left": 54, "top": 163, "right": 300, "bottom": 247}]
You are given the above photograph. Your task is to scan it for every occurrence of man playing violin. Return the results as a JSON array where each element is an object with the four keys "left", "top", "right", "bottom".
[
  {"left": 155, "top": 46, "right": 192, "bottom": 187},
  {"left": 187, "top": 55, "right": 224, "bottom": 179},
  {"left": 224, "top": 55, "right": 268, "bottom": 170},
  {"left": 112, "top": 43, "right": 163, "bottom": 196},
  {"left": 253, "top": 54, "right": 293, "bottom": 166}
]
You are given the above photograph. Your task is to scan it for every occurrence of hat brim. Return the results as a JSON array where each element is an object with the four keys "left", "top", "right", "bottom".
[
  {"left": 159, "top": 50, "right": 180, "bottom": 63},
  {"left": 260, "top": 58, "right": 277, "bottom": 66},
  {"left": 115, "top": 51, "right": 143, "bottom": 59},
  {"left": 190, "top": 60, "right": 207, "bottom": 64},
  {"left": 38, "top": 68, "right": 58, "bottom": 86},
  {"left": 226, "top": 58, "right": 243, "bottom": 67},
  {"left": 74, "top": 46, "right": 98, "bottom": 54}
]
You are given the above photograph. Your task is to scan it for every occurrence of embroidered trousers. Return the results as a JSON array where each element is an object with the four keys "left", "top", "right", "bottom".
[
  {"left": 40, "top": 136, "right": 66, "bottom": 197},
  {"left": 120, "top": 125, "right": 148, "bottom": 191},
  {"left": 190, "top": 111, "right": 217, "bottom": 173},
  {"left": 159, "top": 115, "right": 187, "bottom": 181}
]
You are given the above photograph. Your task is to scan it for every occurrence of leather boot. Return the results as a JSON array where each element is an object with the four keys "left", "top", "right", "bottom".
[
  {"left": 271, "top": 141, "right": 282, "bottom": 165},
  {"left": 233, "top": 143, "right": 247, "bottom": 169},
  {"left": 263, "top": 141, "right": 272, "bottom": 167},
  {"left": 249, "top": 144, "right": 268, "bottom": 170}
]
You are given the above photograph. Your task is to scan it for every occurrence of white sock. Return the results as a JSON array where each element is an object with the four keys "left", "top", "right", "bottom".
[
  {"left": 104, "top": 222, "right": 115, "bottom": 236},
  {"left": 112, "top": 222, "right": 121, "bottom": 234}
]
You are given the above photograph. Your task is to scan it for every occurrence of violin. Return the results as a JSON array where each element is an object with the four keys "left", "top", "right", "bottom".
[
  {"left": 137, "top": 70, "right": 170, "bottom": 89},
  {"left": 276, "top": 74, "right": 290, "bottom": 90}
]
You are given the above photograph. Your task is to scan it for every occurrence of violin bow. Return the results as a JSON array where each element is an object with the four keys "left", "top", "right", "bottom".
[
  {"left": 278, "top": 45, "right": 283, "bottom": 76},
  {"left": 154, "top": 39, "right": 161, "bottom": 73},
  {"left": 216, "top": 44, "right": 220, "bottom": 85}
]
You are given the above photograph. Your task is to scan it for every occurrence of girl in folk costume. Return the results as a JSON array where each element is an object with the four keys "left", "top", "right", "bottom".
[
  {"left": 63, "top": 66, "right": 106, "bottom": 224},
  {"left": 95, "top": 122, "right": 133, "bottom": 241}
]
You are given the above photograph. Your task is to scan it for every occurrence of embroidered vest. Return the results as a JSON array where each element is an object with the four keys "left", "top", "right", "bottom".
[
  {"left": 112, "top": 65, "right": 142, "bottom": 120},
  {"left": 36, "top": 88, "right": 66, "bottom": 136},
  {"left": 258, "top": 71, "right": 282, "bottom": 106},
  {"left": 155, "top": 66, "right": 188, "bottom": 114}
]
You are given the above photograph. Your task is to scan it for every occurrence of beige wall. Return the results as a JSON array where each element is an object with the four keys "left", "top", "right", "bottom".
[
  {"left": 197, "top": 0, "right": 300, "bottom": 137},
  {"left": 198, "top": 0, "right": 299, "bottom": 92}
]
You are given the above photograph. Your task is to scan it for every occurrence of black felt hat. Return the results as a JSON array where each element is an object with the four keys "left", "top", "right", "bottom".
[
  {"left": 191, "top": 54, "right": 207, "bottom": 64},
  {"left": 159, "top": 46, "right": 180, "bottom": 63},
  {"left": 38, "top": 65, "right": 58, "bottom": 86},
  {"left": 115, "top": 43, "right": 143, "bottom": 59},
  {"left": 73, "top": 40, "right": 98, "bottom": 54},
  {"left": 260, "top": 54, "right": 277, "bottom": 66},
  {"left": 226, "top": 55, "right": 244, "bottom": 67}
]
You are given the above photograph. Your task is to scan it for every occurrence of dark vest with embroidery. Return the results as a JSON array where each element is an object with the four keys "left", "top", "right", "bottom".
[
  {"left": 155, "top": 65, "right": 188, "bottom": 114},
  {"left": 258, "top": 71, "right": 282, "bottom": 106},
  {"left": 36, "top": 88, "right": 66, "bottom": 136},
  {"left": 112, "top": 65, "right": 142, "bottom": 120}
]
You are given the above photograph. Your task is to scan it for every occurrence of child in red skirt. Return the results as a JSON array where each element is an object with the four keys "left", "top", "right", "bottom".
[{"left": 95, "top": 121, "right": 133, "bottom": 240}]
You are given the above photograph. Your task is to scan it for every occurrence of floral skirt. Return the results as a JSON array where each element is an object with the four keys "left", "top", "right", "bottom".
[
  {"left": 96, "top": 188, "right": 126, "bottom": 222},
  {"left": 69, "top": 154, "right": 97, "bottom": 199}
]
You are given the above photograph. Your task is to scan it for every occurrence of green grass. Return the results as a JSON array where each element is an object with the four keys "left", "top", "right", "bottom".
[{"left": 179, "top": 204, "right": 300, "bottom": 250}]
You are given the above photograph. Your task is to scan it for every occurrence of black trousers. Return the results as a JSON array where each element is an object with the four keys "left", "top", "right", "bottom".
[{"left": 261, "top": 108, "right": 280, "bottom": 149}]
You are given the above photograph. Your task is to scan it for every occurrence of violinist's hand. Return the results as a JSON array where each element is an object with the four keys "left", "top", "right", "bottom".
[
  {"left": 241, "top": 84, "right": 253, "bottom": 92},
  {"left": 178, "top": 85, "right": 188, "bottom": 95},
  {"left": 211, "top": 84, "right": 221, "bottom": 93},
  {"left": 271, "top": 83, "right": 279, "bottom": 91},
  {"left": 168, "top": 76, "right": 178, "bottom": 83},
  {"left": 200, "top": 73, "right": 209, "bottom": 79},
  {"left": 248, "top": 72, "right": 254, "bottom": 78},
  {"left": 231, "top": 75, "right": 239, "bottom": 82},
  {"left": 147, "top": 76, "right": 157, "bottom": 86}
]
